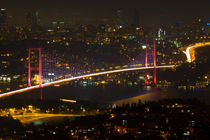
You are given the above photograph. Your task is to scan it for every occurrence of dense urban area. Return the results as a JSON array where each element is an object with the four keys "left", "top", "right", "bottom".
[
  {"left": 0, "top": 14, "right": 209, "bottom": 93},
  {"left": 0, "top": 99, "right": 210, "bottom": 139},
  {"left": 0, "top": 5, "right": 210, "bottom": 140}
]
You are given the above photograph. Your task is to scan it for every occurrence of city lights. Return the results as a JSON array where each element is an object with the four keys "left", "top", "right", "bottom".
[
  {"left": 183, "top": 42, "right": 210, "bottom": 62},
  {"left": 142, "top": 45, "right": 146, "bottom": 49},
  {"left": 0, "top": 1, "right": 210, "bottom": 139},
  {"left": 0, "top": 65, "right": 175, "bottom": 98}
]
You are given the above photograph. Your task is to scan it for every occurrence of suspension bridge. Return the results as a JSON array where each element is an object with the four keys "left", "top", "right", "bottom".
[{"left": 0, "top": 38, "right": 177, "bottom": 99}]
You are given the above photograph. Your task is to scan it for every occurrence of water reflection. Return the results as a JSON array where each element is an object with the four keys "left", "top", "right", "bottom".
[
  {"left": 16, "top": 85, "right": 210, "bottom": 106},
  {"left": 113, "top": 88, "right": 210, "bottom": 106},
  {"left": 113, "top": 89, "right": 159, "bottom": 106}
]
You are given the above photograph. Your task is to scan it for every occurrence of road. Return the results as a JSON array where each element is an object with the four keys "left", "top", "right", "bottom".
[
  {"left": 0, "top": 65, "right": 175, "bottom": 98},
  {"left": 183, "top": 42, "right": 210, "bottom": 62},
  {"left": 12, "top": 113, "right": 82, "bottom": 124}
]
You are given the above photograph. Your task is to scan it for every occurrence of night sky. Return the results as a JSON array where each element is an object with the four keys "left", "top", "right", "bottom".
[{"left": 1, "top": 0, "right": 210, "bottom": 25}]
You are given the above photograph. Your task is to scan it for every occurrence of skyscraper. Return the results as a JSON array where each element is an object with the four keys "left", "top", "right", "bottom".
[
  {"left": 116, "top": 9, "right": 124, "bottom": 27},
  {"left": 207, "top": 22, "right": 210, "bottom": 35},
  {"left": 26, "top": 12, "right": 32, "bottom": 29},
  {"left": 26, "top": 11, "right": 39, "bottom": 30},
  {"left": 133, "top": 9, "right": 140, "bottom": 27},
  {"left": 32, "top": 11, "right": 39, "bottom": 27},
  {"left": 1, "top": 8, "right": 6, "bottom": 28}
]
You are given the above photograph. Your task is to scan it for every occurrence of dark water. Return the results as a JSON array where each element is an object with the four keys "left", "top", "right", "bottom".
[
  {"left": 9, "top": 85, "right": 210, "bottom": 125},
  {"left": 17, "top": 85, "right": 210, "bottom": 106},
  {"left": 114, "top": 88, "right": 210, "bottom": 105},
  {"left": 42, "top": 85, "right": 149, "bottom": 103}
]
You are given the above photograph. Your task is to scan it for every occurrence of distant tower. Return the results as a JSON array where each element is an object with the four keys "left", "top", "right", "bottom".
[
  {"left": 116, "top": 9, "right": 124, "bottom": 27},
  {"left": 32, "top": 11, "right": 39, "bottom": 28},
  {"left": 26, "top": 12, "right": 32, "bottom": 29},
  {"left": 26, "top": 11, "right": 39, "bottom": 30},
  {"left": 133, "top": 9, "right": 140, "bottom": 27},
  {"left": 1, "top": 8, "right": 6, "bottom": 28}
]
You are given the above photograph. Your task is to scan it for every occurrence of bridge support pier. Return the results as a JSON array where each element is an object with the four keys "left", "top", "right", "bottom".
[
  {"left": 145, "top": 38, "right": 157, "bottom": 86},
  {"left": 28, "top": 48, "right": 43, "bottom": 100}
]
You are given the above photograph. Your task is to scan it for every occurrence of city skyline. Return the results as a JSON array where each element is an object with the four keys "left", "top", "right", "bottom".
[
  {"left": 1, "top": 0, "right": 210, "bottom": 25},
  {"left": 0, "top": 1, "right": 210, "bottom": 139}
]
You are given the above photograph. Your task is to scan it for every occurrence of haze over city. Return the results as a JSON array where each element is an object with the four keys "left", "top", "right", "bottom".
[
  {"left": 0, "top": 0, "right": 210, "bottom": 139},
  {"left": 1, "top": 0, "right": 210, "bottom": 25}
]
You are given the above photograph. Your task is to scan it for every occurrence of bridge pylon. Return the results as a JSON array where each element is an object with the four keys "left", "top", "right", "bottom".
[
  {"left": 28, "top": 48, "right": 43, "bottom": 100},
  {"left": 145, "top": 38, "right": 156, "bottom": 86}
]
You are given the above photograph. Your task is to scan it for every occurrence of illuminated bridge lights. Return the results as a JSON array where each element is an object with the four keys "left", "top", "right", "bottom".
[{"left": 0, "top": 65, "right": 175, "bottom": 98}]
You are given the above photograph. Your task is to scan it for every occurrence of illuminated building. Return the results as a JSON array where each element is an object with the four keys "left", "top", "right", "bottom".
[
  {"left": 0, "top": 52, "right": 13, "bottom": 87},
  {"left": 52, "top": 21, "right": 65, "bottom": 28},
  {"left": 1, "top": 8, "right": 6, "bottom": 28},
  {"left": 116, "top": 9, "right": 124, "bottom": 27},
  {"left": 33, "top": 11, "right": 39, "bottom": 27},
  {"left": 207, "top": 22, "right": 210, "bottom": 35}
]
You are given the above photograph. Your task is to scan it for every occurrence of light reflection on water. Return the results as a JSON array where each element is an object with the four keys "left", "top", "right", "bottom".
[
  {"left": 113, "top": 91, "right": 158, "bottom": 106},
  {"left": 113, "top": 88, "right": 210, "bottom": 106},
  {"left": 17, "top": 85, "right": 210, "bottom": 106}
]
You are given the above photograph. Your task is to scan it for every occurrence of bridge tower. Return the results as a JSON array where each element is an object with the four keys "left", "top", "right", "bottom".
[
  {"left": 145, "top": 38, "right": 156, "bottom": 86},
  {"left": 28, "top": 48, "right": 43, "bottom": 100}
]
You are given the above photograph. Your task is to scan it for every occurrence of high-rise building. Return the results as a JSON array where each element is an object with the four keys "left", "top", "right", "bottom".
[
  {"left": 26, "top": 11, "right": 39, "bottom": 30},
  {"left": 1, "top": 8, "right": 6, "bottom": 28},
  {"left": 32, "top": 11, "right": 39, "bottom": 27},
  {"left": 26, "top": 12, "right": 32, "bottom": 28},
  {"left": 116, "top": 9, "right": 124, "bottom": 27},
  {"left": 207, "top": 22, "right": 210, "bottom": 35},
  {"left": 133, "top": 9, "right": 140, "bottom": 27}
]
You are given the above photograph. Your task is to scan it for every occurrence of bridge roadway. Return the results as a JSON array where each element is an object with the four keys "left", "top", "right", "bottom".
[
  {"left": 12, "top": 113, "right": 82, "bottom": 124},
  {"left": 182, "top": 42, "right": 210, "bottom": 62},
  {"left": 0, "top": 65, "right": 175, "bottom": 98}
]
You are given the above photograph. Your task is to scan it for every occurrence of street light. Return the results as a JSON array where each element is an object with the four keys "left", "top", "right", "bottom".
[{"left": 142, "top": 45, "right": 146, "bottom": 49}]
